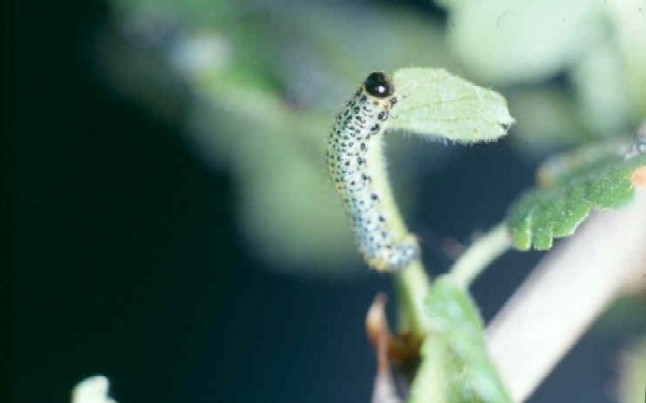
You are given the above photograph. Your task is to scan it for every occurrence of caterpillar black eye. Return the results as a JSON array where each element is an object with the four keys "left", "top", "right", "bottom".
[{"left": 364, "top": 72, "right": 394, "bottom": 98}]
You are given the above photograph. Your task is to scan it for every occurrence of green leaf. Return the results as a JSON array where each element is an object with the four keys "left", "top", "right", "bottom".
[
  {"left": 507, "top": 147, "right": 646, "bottom": 251},
  {"left": 389, "top": 68, "right": 514, "bottom": 143},
  {"left": 408, "top": 277, "right": 511, "bottom": 403}
]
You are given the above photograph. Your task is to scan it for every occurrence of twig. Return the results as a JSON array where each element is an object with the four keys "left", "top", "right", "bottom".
[
  {"left": 486, "top": 190, "right": 646, "bottom": 402},
  {"left": 395, "top": 260, "right": 432, "bottom": 336},
  {"left": 449, "top": 223, "right": 511, "bottom": 289}
]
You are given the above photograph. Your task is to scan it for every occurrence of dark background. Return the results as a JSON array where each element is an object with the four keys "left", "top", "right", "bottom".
[{"left": 5, "top": 1, "right": 635, "bottom": 402}]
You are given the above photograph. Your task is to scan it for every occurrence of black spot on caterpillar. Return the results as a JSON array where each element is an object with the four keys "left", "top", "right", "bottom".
[{"left": 327, "top": 72, "right": 419, "bottom": 271}]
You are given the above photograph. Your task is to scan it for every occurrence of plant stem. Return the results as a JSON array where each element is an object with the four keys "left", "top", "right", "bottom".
[
  {"left": 395, "top": 260, "right": 432, "bottom": 336},
  {"left": 364, "top": 135, "right": 432, "bottom": 336},
  {"left": 449, "top": 223, "right": 511, "bottom": 289}
]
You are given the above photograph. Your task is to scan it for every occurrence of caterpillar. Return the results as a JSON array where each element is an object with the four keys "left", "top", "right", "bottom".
[{"left": 327, "top": 72, "right": 419, "bottom": 271}]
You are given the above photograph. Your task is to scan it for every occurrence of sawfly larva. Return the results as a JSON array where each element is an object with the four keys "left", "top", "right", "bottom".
[{"left": 327, "top": 72, "right": 419, "bottom": 271}]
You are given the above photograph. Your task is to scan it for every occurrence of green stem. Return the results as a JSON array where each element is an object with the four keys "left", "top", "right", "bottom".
[
  {"left": 448, "top": 223, "right": 511, "bottom": 289},
  {"left": 366, "top": 134, "right": 433, "bottom": 336},
  {"left": 395, "top": 260, "right": 432, "bottom": 336}
]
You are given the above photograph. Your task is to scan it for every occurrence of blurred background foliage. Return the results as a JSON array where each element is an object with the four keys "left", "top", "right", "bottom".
[
  {"left": 8, "top": 0, "right": 646, "bottom": 402},
  {"left": 97, "top": 0, "right": 646, "bottom": 278}
]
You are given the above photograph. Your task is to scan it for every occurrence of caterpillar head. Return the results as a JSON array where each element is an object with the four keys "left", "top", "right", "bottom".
[{"left": 364, "top": 72, "right": 394, "bottom": 99}]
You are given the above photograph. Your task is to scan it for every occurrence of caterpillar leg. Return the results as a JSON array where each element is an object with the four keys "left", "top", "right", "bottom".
[{"left": 368, "top": 234, "right": 420, "bottom": 272}]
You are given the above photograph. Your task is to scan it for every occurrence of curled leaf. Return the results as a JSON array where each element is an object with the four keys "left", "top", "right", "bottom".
[{"left": 389, "top": 68, "right": 514, "bottom": 143}]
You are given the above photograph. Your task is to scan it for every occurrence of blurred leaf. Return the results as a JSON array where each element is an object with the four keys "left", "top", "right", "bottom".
[
  {"left": 607, "top": 0, "right": 646, "bottom": 117},
  {"left": 272, "top": 3, "right": 454, "bottom": 109},
  {"left": 507, "top": 87, "right": 590, "bottom": 157},
  {"left": 594, "top": 295, "right": 646, "bottom": 337},
  {"left": 186, "top": 69, "right": 360, "bottom": 275},
  {"left": 507, "top": 146, "right": 646, "bottom": 251},
  {"left": 443, "top": 0, "right": 604, "bottom": 84},
  {"left": 616, "top": 339, "right": 646, "bottom": 403},
  {"left": 189, "top": 2, "right": 454, "bottom": 112},
  {"left": 390, "top": 68, "right": 514, "bottom": 143},
  {"left": 95, "top": 23, "right": 194, "bottom": 123},
  {"left": 408, "top": 277, "right": 510, "bottom": 403},
  {"left": 114, "top": 0, "right": 236, "bottom": 29},
  {"left": 572, "top": 41, "right": 633, "bottom": 137},
  {"left": 237, "top": 141, "right": 360, "bottom": 275}
]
